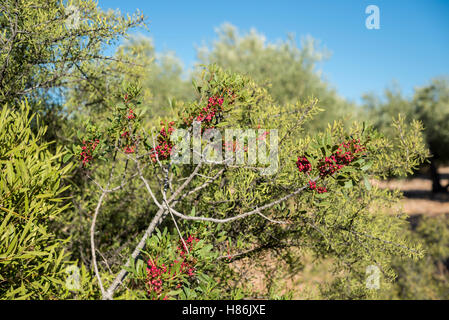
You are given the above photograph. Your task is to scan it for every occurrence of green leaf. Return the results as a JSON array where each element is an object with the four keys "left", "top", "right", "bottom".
[
  {"left": 63, "top": 153, "right": 72, "bottom": 163},
  {"left": 167, "top": 289, "right": 183, "bottom": 296},
  {"left": 361, "top": 162, "right": 373, "bottom": 172},
  {"left": 364, "top": 176, "right": 372, "bottom": 190}
]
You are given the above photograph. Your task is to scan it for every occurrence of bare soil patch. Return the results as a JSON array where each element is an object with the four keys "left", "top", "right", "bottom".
[{"left": 373, "top": 167, "right": 449, "bottom": 216}]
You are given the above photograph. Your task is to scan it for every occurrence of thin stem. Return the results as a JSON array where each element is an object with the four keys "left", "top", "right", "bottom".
[{"left": 90, "top": 191, "right": 107, "bottom": 297}]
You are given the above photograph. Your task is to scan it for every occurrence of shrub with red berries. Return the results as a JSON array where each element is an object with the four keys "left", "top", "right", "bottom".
[
  {"left": 121, "top": 130, "right": 138, "bottom": 154},
  {"left": 150, "top": 120, "right": 176, "bottom": 162},
  {"left": 146, "top": 239, "right": 199, "bottom": 301},
  {"left": 296, "top": 156, "right": 312, "bottom": 173},
  {"left": 67, "top": 66, "right": 428, "bottom": 301},
  {"left": 147, "top": 94, "right": 229, "bottom": 163},
  {"left": 317, "top": 139, "right": 365, "bottom": 178},
  {"left": 196, "top": 96, "right": 223, "bottom": 123},
  {"left": 127, "top": 108, "right": 135, "bottom": 120},
  {"left": 180, "top": 94, "right": 228, "bottom": 128},
  {"left": 79, "top": 139, "right": 100, "bottom": 167},
  {"left": 298, "top": 139, "right": 366, "bottom": 194},
  {"left": 74, "top": 87, "right": 234, "bottom": 168},
  {"left": 126, "top": 228, "right": 218, "bottom": 300}
]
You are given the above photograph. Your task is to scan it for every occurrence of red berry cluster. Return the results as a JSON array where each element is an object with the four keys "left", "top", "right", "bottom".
[
  {"left": 120, "top": 94, "right": 137, "bottom": 152},
  {"left": 79, "top": 139, "right": 99, "bottom": 166},
  {"left": 296, "top": 156, "right": 312, "bottom": 173},
  {"left": 308, "top": 180, "right": 327, "bottom": 193},
  {"left": 120, "top": 131, "right": 137, "bottom": 154},
  {"left": 146, "top": 259, "right": 168, "bottom": 299},
  {"left": 124, "top": 145, "right": 135, "bottom": 154},
  {"left": 297, "top": 139, "right": 365, "bottom": 194},
  {"left": 176, "top": 236, "right": 200, "bottom": 278},
  {"left": 181, "top": 114, "right": 194, "bottom": 127},
  {"left": 127, "top": 109, "right": 135, "bottom": 120},
  {"left": 317, "top": 139, "right": 365, "bottom": 178},
  {"left": 145, "top": 235, "right": 200, "bottom": 300},
  {"left": 150, "top": 121, "right": 176, "bottom": 162},
  {"left": 182, "top": 95, "right": 224, "bottom": 127},
  {"left": 196, "top": 96, "right": 223, "bottom": 123}
]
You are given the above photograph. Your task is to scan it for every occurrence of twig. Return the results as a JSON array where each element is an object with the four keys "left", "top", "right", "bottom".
[{"left": 90, "top": 191, "right": 107, "bottom": 297}]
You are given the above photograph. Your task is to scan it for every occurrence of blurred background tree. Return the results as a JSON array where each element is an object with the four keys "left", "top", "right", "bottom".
[
  {"left": 363, "top": 78, "right": 449, "bottom": 193},
  {"left": 196, "top": 24, "right": 355, "bottom": 131},
  {"left": 413, "top": 79, "right": 449, "bottom": 193}
]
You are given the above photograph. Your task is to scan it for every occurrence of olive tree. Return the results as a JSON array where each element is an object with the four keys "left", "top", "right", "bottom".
[
  {"left": 197, "top": 23, "right": 355, "bottom": 131},
  {"left": 363, "top": 78, "right": 449, "bottom": 193}
]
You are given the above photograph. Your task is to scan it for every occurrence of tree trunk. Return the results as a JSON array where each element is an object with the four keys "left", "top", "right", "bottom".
[{"left": 430, "top": 158, "right": 447, "bottom": 193}]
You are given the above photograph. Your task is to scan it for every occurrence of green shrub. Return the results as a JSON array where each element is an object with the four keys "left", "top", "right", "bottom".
[
  {"left": 384, "top": 215, "right": 449, "bottom": 299},
  {"left": 0, "top": 102, "right": 72, "bottom": 299}
]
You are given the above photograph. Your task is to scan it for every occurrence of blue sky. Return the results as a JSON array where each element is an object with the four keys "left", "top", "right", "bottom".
[{"left": 98, "top": 0, "right": 449, "bottom": 104}]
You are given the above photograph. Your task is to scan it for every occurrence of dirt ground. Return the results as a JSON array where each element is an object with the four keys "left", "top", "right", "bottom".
[{"left": 373, "top": 167, "right": 449, "bottom": 216}]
